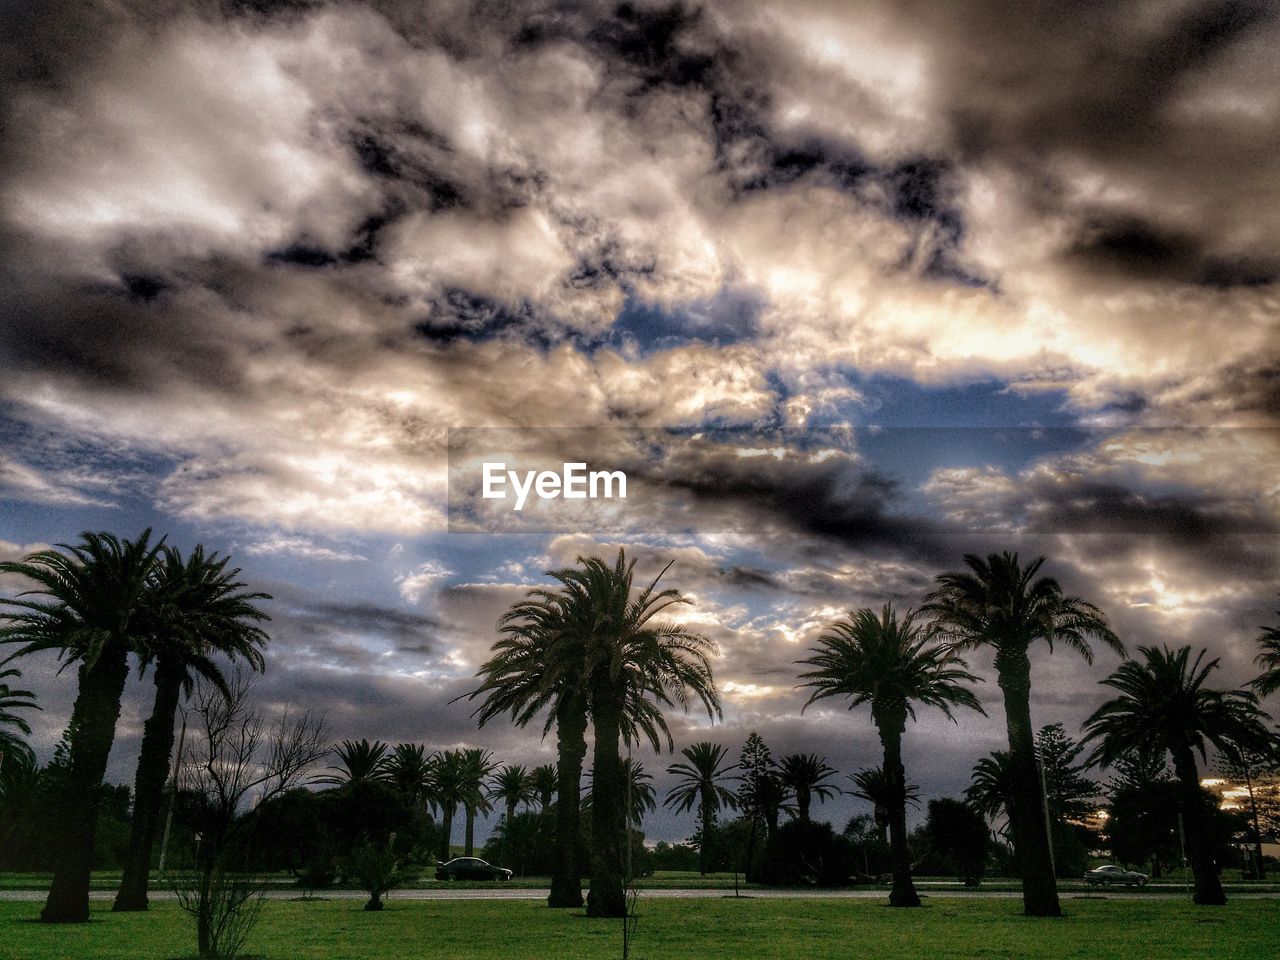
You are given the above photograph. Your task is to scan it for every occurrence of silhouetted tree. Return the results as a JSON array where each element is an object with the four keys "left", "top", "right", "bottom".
[
  {"left": 116, "top": 545, "right": 269, "bottom": 912},
  {"left": 1084, "top": 645, "right": 1273, "bottom": 905},
  {"left": 925, "top": 551, "right": 1121, "bottom": 917},
  {"left": 1, "top": 530, "right": 164, "bottom": 923},
  {"left": 801, "top": 604, "right": 984, "bottom": 907},
  {"left": 665, "top": 741, "right": 738, "bottom": 875},
  {"left": 779, "top": 753, "right": 840, "bottom": 823}
]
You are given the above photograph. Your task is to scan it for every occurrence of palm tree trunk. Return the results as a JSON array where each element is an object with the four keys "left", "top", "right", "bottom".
[
  {"left": 1171, "top": 745, "right": 1227, "bottom": 905},
  {"left": 114, "top": 658, "right": 184, "bottom": 912},
  {"left": 586, "top": 685, "right": 626, "bottom": 918},
  {"left": 743, "top": 810, "right": 760, "bottom": 882},
  {"left": 439, "top": 803, "right": 455, "bottom": 862},
  {"left": 464, "top": 804, "right": 475, "bottom": 856},
  {"left": 42, "top": 640, "right": 131, "bottom": 923},
  {"left": 995, "top": 652, "right": 1061, "bottom": 917},
  {"left": 699, "top": 792, "right": 713, "bottom": 876},
  {"left": 878, "top": 720, "right": 920, "bottom": 907},
  {"left": 549, "top": 698, "right": 586, "bottom": 908},
  {"left": 797, "top": 787, "right": 811, "bottom": 823}
]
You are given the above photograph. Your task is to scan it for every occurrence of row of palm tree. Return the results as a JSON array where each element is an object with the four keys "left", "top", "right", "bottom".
[
  {"left": 4, "top": 534, "right": 1279, "bottom": 925},
  {"left": 474, "top": 548, "right": 1280, "bottom": 919},
  {"left": 0, "top": 532, "right": 270, "bottom": 922}
]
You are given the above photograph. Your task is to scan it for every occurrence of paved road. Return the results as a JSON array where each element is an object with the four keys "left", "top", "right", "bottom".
[{"left": 3, "top": 887, "right": 1277, "bottom": 903}]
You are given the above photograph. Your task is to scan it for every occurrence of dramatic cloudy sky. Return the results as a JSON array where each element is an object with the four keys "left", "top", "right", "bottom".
[{"left": 2, "top": 0, "right": 1279, "bottom": 842}]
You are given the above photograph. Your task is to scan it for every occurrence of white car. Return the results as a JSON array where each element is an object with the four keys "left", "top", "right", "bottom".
[{"left": 1084, "top": 865, "right": 1149, "bottom": 887}]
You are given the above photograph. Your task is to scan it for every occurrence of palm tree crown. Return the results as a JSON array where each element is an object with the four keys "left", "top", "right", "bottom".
[
  {"left": 965, "top": 751, "right": 1016, "bottom": 823},
  {"left": 665, "top": 741, "right": 738, "bottom": 817},
  {"left": 386, "top": 743, "right": 436, "bottom": 803},
  {"left": 489, "top": 764, "right": 536, "bottom": 820},
  {"left": 0, "top": 668, "right": 40, "bottom": 766},
  {"left": 779, "top": 753, "right": 840, "bottom": 822},
  {"left": 923, "top": 552, "right": 1123, "bottom": 667},
  {"left": 1255, "top": 615, "right": 1280, "bottom": 697},
  {"left": 529, "top": 763, "right": 558, "bottom": 812},
  {"left": 316, "top": 739, "right": 392, "bottom": 786},
  {"left": 799, "top": 606, "right": 984, "bottom": 725},
  {"left": 1083, "top": 645, "right": 1272, "bottom": 770},
  {"left": 0, "top": 530, "right": 164, "bottom": 669}
]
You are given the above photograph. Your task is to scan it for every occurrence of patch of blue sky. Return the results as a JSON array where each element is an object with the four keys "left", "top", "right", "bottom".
[{"left": 602, "top": 288, "right": 763, "bottom": 356}]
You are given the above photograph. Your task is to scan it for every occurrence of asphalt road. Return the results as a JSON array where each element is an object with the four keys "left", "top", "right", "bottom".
[{"left": 3, "top": 887, "right": 1278, "bottom": 902}]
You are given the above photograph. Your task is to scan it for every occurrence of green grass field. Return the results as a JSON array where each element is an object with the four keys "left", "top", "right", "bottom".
[{"left": 0, "top": 897, "right": 1275, "bottom": 960}]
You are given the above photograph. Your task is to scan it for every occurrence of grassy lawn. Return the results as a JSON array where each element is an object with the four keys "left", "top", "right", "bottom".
[{"left": 0, "top": 896, "right": 1275, "bottom": 960}]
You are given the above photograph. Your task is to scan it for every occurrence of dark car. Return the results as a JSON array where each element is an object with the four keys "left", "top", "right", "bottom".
[
  {"left": 434, "top": 857, "right": 513, "bottom": 881},
  {"left": 1084, "top": 865, "right": 1149, "bottom": 887}
]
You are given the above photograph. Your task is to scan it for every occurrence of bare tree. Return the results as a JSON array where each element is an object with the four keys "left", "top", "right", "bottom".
[{"left": 173, "top": 671, "right": 326, "bottom": 960}]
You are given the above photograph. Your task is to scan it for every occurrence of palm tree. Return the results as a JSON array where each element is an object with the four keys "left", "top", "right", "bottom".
[
  {"left": 529, "top": 763, "right": 558, "bottom": 813},
  {"left": 1083, "top": 645, "right": 1273, "bottom": 905},
  {"left": 779, "top": 753, "right": 840, "bottom": 823},
  {"left": 847, "top": 766, "right": 919, "bottom": 846},
  {"left": 460, "top": 747, "right": 497, "bottom": 856},
  {"left": 966, "top": 750, "right": 1017, "bottom": 825},
  {"left": 541, "top": 550, "right": 720, "bottom": 918},
  {"left": 431, "top": 749, "right": 467, "bottom": 861},
  {"left": 468, "top": 585, "right": 591, "bottom": 908},
  {"left": 315, "top": 739, "right": 392, "bottom": 786},
  {"left": 387, "top": 743, "right": 435, "bottom": 804},
  {"left": 114, "top": 545, "right": 269, "bottom": 912},
  {"left": 800, "top": 604, "right": 984, "bottom": 907},
  {"left": 489, "top": 764, "right": 535, "bottom": 826},
  {"left": 0, "top": 530, "right": 163, "bottom": 923},
  {"left": 0, "top": 668, "right": 39, "bottom": 767},
  {"left": 585, "top": 757, "right": 656, "bottom": 828},
  {"left": 923, "top": 551, "right": 1121, "bottom": 917},
  {"left": 664, "top": 741, "right": 738, "bottom": 875},
  {"left": 1255, "top": 615, "right": 1280, "bottom": 697}
]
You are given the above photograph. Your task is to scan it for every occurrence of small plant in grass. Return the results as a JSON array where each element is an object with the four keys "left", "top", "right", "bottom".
[
  {"left": 174, "top": 858, "right": 266, "bottom": 960},
  {"left": 342, "top": 837, "right": 419, "bottom": 911}
]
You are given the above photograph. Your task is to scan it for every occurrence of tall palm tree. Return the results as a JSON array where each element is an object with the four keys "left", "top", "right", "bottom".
[
  {"left": 489, "top": 764, "right": 535, "bottom": 826},
  {"left": 923, "top": 552, "right": 1121, "bottom": 917},
  {"left": 387, "top": 743, "right": 436, "bottom": 804},
  {"left": 1083, "top": 645, "right": 1273, "bottom": 905},
  {"left": 114, "top": 545, "right": 269, "bottom": 912},
  {"left": 0, "top": 530, "right": 163, "bottom": 923},
  {"left": 1255, "top": 615, "right": 1280, "bottom": 697},
  {"left": 529, "top": 763, "right": 558, "bottom": 813},
  {"left": 431, "top": 749, "right": 468, "bottom": 862},
  {"left": 779, "top": 753, "right": 840, "bottom": 823},
  {"left": 664, "top": 741, "right": 738, "bottom": 875},
  {"left": 584, "top": 757, "right": 655, "bottom": 829},
  {"left": 468, "top": 586, "right": 591, "bottom": 908},
  {"left": 847, "top": 766, "right": 919, "bottom": 846},
  {"left": 0, "top": 668, "right": 39, "bottom": 767},
  {"left": 541, "top": 550, "right": 720, "bottom": 918},
  {"left": 315, "top": 739, "right": 392, "bottom": 786},
  {"left": 800, "top": 604, "right": 983, "bottom": 907},
  {"left": 460, "top": 747, "right": 497, "bottom": 856}
]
